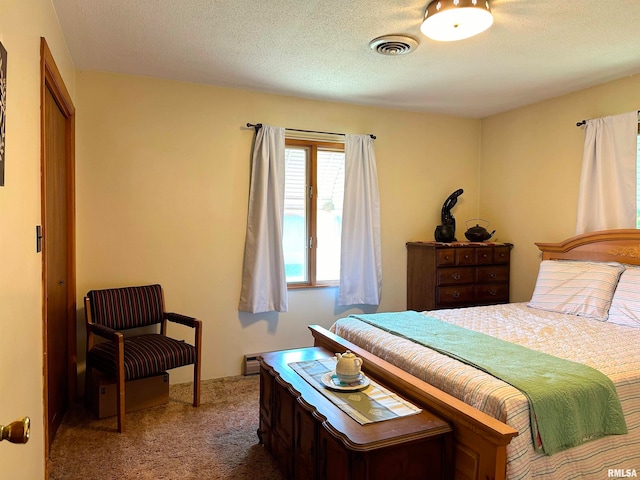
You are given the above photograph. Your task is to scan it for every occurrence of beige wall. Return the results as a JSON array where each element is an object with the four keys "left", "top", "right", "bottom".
[
  {"left": 481, "top": 74, "right": 640, "bottom": 302},
  {"left": 76, "top": 69, "right": 640, "bottom": 384},
  {"left": 0, "top": 0, "right": 75, "bottom": 478},
  {"left": 75, "top": 70, "right": 481, "bottom": 382}
]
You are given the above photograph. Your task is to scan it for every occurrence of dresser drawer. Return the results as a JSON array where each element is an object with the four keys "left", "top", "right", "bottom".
[
  {"left": 476, "top": 265, "right": 509, "bottom": 284},
  {"left": 435, "top": 249, "right": 456, "bottom": 266},
  {"left": 475, "top": 248, "right": 493, "bottom": 264},
  {"left": 494, "top": 246, "right": 511, "bottom": 264},
  {"left": 455, "top": 248, "right": 475, "bottom": 265},
  {"left": 436, "top": 267, "right": 475, "bottom": 286},
  {"left": 475, "top": 284, "right": 509, "bottom": 303},
  {"left": 436, "top": 286, "right": 474, "bottom": 305}
]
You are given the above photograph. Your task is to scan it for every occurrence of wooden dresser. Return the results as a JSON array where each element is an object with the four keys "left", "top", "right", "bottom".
[
  {"left": 407, "top": 242, "right": 513, "bottom": 311},
  {"left": 259, "top": 347, "right": 452, "bottom": 480}
]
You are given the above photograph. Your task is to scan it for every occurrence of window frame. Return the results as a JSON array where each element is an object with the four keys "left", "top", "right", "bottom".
[{"left": 285, "top": 138, "right": 345, "bottom": 289}]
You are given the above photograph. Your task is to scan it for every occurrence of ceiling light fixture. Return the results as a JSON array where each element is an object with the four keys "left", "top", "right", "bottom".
[{"left": 420, "top": 0, "right": 493, "bottom": 42}]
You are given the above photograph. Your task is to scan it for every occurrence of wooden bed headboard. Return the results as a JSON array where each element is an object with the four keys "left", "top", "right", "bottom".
[{"left": 535, "top": 229, "right": 640, "bottom": 265}]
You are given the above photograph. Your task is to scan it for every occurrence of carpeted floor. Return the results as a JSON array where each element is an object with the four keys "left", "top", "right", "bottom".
[{"left": 48, "top": 375, "right": 284, "bottom": 480}]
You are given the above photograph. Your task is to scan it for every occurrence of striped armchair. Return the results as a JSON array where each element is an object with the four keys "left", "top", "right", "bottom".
[{"left": 84, "top": 284, "right": 202, "bottom": 433}]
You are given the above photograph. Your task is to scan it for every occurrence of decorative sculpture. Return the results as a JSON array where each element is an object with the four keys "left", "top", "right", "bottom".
[{"left": 434, "top": 188, "right": 463, "bottom": 242}]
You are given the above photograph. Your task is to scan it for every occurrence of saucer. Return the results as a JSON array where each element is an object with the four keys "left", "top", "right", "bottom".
[{"left": 321, "top": 372, "right": 370, "bottom": 391}]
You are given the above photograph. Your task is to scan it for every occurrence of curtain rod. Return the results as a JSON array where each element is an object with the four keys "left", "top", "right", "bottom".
[
  {"left": 576, "top": 110, "right": 640, "bottom": 127},
  {"left": 246, "top": 123, "right": 376, "bottom": 140}
]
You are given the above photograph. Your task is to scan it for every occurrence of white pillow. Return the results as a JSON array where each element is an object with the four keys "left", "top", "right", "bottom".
[
  {"left": 527, "top": 260, "right": 624, "bottom": 320},
  {"left": 607, "top": 266, "right": 640, "bottom": 327}
]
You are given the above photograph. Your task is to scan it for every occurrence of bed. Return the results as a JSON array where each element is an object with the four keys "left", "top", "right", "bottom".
[{"left": 309, "top": 229, "right": 640, "bottom": 480}]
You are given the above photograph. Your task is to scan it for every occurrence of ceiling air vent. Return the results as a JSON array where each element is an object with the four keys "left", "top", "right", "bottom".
[{"left": 369, "top": 35, "right": 419, "bottom": 56}]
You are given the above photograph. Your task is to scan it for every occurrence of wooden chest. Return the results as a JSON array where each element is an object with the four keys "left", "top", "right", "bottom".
[{"left": 259, "top": 347, "right": 453, "bottom": 480}]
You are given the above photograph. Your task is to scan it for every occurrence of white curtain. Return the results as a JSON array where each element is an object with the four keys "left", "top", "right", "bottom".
[
  {"left": 238, "top": 125, "right": 288, "bottom": 313},
  {"left": 575, "top": 111, "right": 637, "bottom": 234},
  {"left": 338, "top": 134, "right": 382, "bottom": 306}
]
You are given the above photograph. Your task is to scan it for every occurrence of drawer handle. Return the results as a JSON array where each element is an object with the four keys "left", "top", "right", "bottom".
[
  {"left": 452, "top": 291, "right": 461, "bottom": 299},
  {"left": 489, "top": 289, "right": 497, "bottom": 296},
  {"left": 444, "top": 255, "right": 450, "bottom": 261},
  {"left": 464, "top": 254, "right": 470, "bottom": 259},
  {"left": 452, "top": 272, "right": 461, "bottom": 280},
  {"left": 489, "top": 272, "right": 497, "bottom": 279},
  {"left": 481, "top": 253, "right": 488, "bottom": 258}
]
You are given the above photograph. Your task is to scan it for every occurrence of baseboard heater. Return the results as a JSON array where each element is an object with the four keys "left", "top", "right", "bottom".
[{"left": 243, "top": 353, "right": 263, "bottom": 376}]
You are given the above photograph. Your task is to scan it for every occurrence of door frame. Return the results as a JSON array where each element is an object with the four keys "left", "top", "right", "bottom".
[{"left": 40, "top": 37, "right": 76, "bottom": 458}]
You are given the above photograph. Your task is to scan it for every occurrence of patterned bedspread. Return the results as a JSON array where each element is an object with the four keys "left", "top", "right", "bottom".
[{"left": 330, "top": 303, "right": 640, "bottom": 480}]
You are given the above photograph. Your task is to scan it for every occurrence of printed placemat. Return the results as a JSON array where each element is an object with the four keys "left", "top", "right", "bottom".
[{"left": 288, "top": 357, "right": 422, "bottom": 425}]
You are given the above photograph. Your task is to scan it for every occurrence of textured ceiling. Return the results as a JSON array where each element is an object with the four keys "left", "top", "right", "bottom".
[{"left": 51, "top": 0, "right": 640, "bottom": 118}]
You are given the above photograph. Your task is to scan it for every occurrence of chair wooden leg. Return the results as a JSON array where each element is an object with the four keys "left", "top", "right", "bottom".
[
  {"left": 193, "top": 360, "right": 201, "bottom": 407},
  {"left": 116, "top": 337, "right": 125, "bottom": 433},
  {"left": 193, "top": 321, "right": 202, "bottom": 407},
  {"left": 116, "top": 375, "right": 125, "bottom": 433}
]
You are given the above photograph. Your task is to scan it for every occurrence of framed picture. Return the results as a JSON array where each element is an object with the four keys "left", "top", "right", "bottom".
[{"left": 0, "top": 41, "right": 6, "bottom": 186}]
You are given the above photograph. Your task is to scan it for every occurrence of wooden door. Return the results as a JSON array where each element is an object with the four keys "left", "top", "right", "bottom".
[
  {"left": 40, "top": 38, "right": 76, "bottom": 453},
  {"left": 44, "top": 84, "right": 68, "bottom": 444}
]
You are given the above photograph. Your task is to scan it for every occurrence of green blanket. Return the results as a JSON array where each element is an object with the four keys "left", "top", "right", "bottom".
[{"left": 350, "top": 311, "right": 627, "bottom": 455}]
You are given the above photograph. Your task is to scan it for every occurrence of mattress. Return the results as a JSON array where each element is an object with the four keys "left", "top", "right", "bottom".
[{"left": 330, "top": 303, "right": 640, "bottom": 480}]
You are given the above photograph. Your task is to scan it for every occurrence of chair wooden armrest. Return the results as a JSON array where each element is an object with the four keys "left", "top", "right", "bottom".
[
  {"left": 165, "top": 312, "right": 200, "bottom": 328},
  {"left": 162, "top": 313, "right": 201, "bottom": 407},
  {"left": 86, "top": 322, "right": 122, "bottom": 342}
]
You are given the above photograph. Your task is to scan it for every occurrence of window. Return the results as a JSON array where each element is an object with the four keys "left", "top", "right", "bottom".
[{"left": 283, "top": 139, "right": 345, "bottom": 287}]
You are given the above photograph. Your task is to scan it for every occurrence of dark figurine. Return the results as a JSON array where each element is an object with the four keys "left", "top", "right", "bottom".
[{"left": 434, "top": 188, "right": 463, "bottom": 242}]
